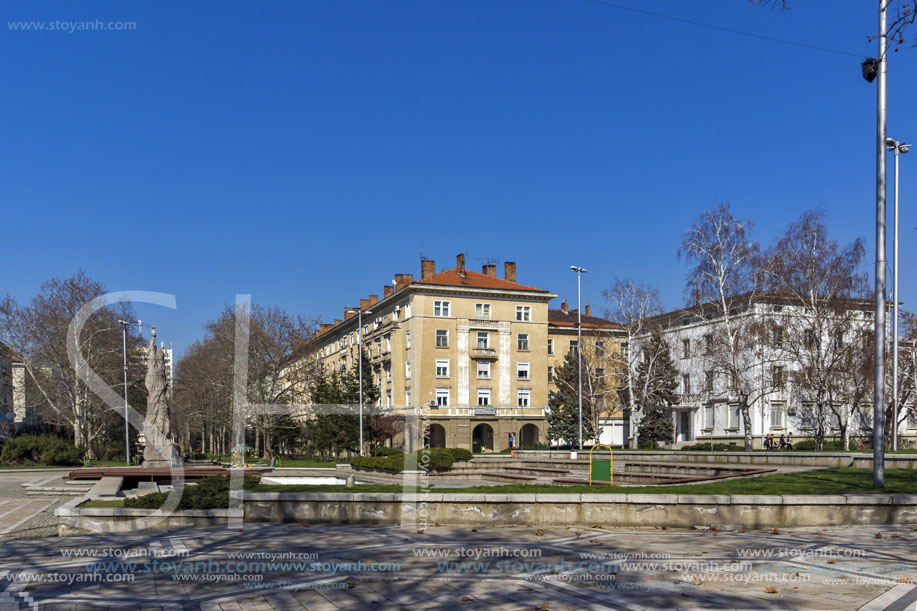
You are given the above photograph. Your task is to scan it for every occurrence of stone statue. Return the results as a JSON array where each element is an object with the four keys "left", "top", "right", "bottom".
[{"left": 143, "top": 327, "right": 175, "bottom": 467}]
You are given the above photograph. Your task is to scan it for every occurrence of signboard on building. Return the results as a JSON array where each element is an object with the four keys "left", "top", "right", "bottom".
[{"left": 474, "top": 407, "right": 497, "bottom": 416}]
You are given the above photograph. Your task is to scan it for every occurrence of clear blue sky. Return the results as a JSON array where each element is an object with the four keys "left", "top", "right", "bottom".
[{"left": 2, "top": 1, "right": 915, "bottom": 356}]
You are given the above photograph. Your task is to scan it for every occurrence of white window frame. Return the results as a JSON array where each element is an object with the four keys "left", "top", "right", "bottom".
[
  {"left": 405, "top": 330, "right": 411, "bottom": 349},
  {"left": 517, "top": 362, "right": 530, "bottom": 380},
  {"left": 517, "top": 333, "right": 529, "bottom": 351},
  {"left": 476, "top": 360, "right": 490, "bottom": 379},
  {"left": 547, "top": 338, "right": 554, "bottom": 355},
  {"left": 476, "top": 331, "right": 489, "bottom": 349},
  {"left": 517, "top": 389, "right": 530, "bottom": 407},
  {"left": 727, "top": 403, "right": 740, "bottom": 430},
  {"left": 435, "top": 387, "right": 449, "bottom": 407},
  {"left": 405, "top": 360, "right": 411, "bottom": 379},
  {"left": 405, "top": 387, "right": 411, "bottom": 407},
  {"left": 516, "top": 305, "right": 531, "bottom": 321},
  {"left": 475, "top": 303, "right": 491, "bottom": 320},
  {"left": 770, "top": 403, "right": 786, "bottom": 430},
  {"left": 434, "top": 300, "right": 451, "bottom": 317},
  {"left": 435, "top": 359, "right": 450, "bottom": 378},
  {"left": 703, "top": 405, "right": 715, "bottom": 430},
  {"left": 477, "top": 388, "right": 491, "bottom": 406},
  {"left": 436, "top": 329, "right": 449, "bottom": 348}
]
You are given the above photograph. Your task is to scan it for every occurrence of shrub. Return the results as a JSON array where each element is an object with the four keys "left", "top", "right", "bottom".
[
  {"left": 372, "top": 447, "right": 404, "bottom": 457},
  {"left": 680, "top": 442, "right": 743, "bottom": 452},
  {"left": 415, "top": 448, "right": 454, "bottom": 471},
  {"left": 0, "top": 435, "right": 82, "bottom": 466},
  {"left": 123, "top": 474, "right": 260, "bottom": 509},
  {"left": 448, "top": 448, "right": 473, "bottom": 462},
  {"left": 351, "top": 455, "right": 404, "bottom": 472},
  {"left": 790, "top": 439, "right": 847, "bottom": 451}
]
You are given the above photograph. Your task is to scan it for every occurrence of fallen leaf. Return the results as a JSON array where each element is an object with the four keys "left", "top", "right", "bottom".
[
  {"left": 536, "top": 605, "right": 549, "bottom": 611},
  {"left": 771, "top": 528, "right": 779, "bottom": 535},
  {"left": 765, "top": 586, "right": 778, "bottom": 594},
  {"left": 417, "top": 530, "right": 425, "bottom": 535},
  {"left": 460, "top": 596, "right": 473, "bottom": 603},
  {"left": 827, "top": 560, "right": 836, "bottom": 565},
  {"left": 590, "top": 539, "right": 601, "bottom": 544},
  {"left": 470, "top": 528, "right": 477, "bottom": 532},
  {"left": 434, "top": 523, "right": 440, "bottom": 527},
  {"left": 875, "top": 533, "right": 883, "bottom": 539},
  {"left": 816, "top": 533, "right": 825, "bottom": 539},
  {"left": 698, "top": 534, "right": 706, "bottom": 537},
  {"left": 574, "top": 532, "right": 581, "bottom": 536},
  {"left": 691, "top": 578, "right": 703, "bottom": 585},
  {"left": 891, "top": 533, "right": 900, "bottom": 538},
  {"left": 897, "top": 578, "right": 914, "bottom": 584},
  {"left": 345, "top": 576, "right": 356, "bottom": 588},
  {"left": 591, "top": 523, "right": 599, "bottom": 528},
  {"left": 660, "top": 525, "right": 668, "bottom": 530},
  {"left": 536, "top": 530, "right": 544, "bottom": 536}
]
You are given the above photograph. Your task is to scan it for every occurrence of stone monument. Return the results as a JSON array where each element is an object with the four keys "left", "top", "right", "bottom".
[{"left": 143, "top": 327, "right": 175, "bottom": 467}]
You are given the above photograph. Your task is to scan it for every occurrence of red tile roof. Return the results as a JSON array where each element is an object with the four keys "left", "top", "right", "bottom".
[
  {"left": 548, "top": 309, "right": 621, "bottom": 329},
  {"left": 414, "top": 267, "right": 549, "bottom": 293}
]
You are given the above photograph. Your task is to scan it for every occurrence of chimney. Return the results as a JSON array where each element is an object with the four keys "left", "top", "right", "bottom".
[
  {"left": 456, "top": 253, "right": 466, "bottom": 277},
  {"left": 395, "top": 273, "right": 414, "bottom": 291},
  {"left": 360, "top": 298, "right": 370, "bottom": 310},
  {"left": 345, "top": 309, "right": 356, "bottom": 321},
  {"left": 383, "top": 285, "right": 394, "bottom": 298},
  {"left": 334, "top": 318, "right": 342, "bottom": 326},
  {"left": 504, "top": 261, "right": 516, "bottom": 283},
  {"left": 369, "top": 294, "right": 379, "bottom": 306},
  {"left": 585, "top": 304, "right": 591, "bottom": 316},
  {"left": 561, "top": 300, "right": 568, "bottom": 314},
  {"left": 421, "top": 259, "right": 435, "bottom": 280},
  {"left": 482, "top": 263, "right": 496, "bottom": 277},
  {"left": 320, "top": 323, "right": 333, "bottom": 334}
]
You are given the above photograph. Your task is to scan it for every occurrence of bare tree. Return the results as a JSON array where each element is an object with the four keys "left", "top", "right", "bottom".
[
  {"left": 678, "top": 202, "right": 766, "bottom": 450},
  {"left": 764, "top": 209, "right": 868, "bottom": 451},
  {"left": 603, "top": 279, "right": 663, "bottom": 448},
  {"left": 756, "top": 1, "right": 916, "bottom": 47},
  {"left": 0, "top": 272, "right": 144, "bottom": 457}
]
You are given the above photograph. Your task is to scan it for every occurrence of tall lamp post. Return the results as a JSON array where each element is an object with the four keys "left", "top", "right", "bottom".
[
  {"left": 887, "top": 137, "right": 910, "bottom": 451},
  {"left": 570, "top": 266, "right": 588, "bottom": 451},
  {"left": 117, "top": 319, "right": 141, "bottom": 466}
]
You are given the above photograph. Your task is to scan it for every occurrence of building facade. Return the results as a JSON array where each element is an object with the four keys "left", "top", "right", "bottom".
[{"left": 633, "top": 295, "right": 912, "bottom": 449}]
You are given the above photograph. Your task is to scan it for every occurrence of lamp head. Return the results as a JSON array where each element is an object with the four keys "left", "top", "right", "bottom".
[
  {"left": 901, "top": 144, "right": 911, "bottom": 154},
  {"left": 887, "top": 137, "right": 898, "bottom": 147}
]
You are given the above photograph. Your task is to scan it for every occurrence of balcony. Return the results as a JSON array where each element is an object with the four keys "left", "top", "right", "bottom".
[{"left": 471, "top": 347, "right": 498, "bottom": 360}]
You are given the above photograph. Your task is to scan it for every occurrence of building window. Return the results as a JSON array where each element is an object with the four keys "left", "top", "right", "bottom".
[
  {"left": 385, "top": 336, "right": 391, "bottom": 352},
  {"left": 595, "top": 340, "right": 605, "bottom": 353},
  {"left": 682, "top": 374, "right": 690, "bottom": 396},
  {"left": 770, "top": 403, "right": 786, "bottom": 429},
  {"left": 476, "top": 332, "right": 489, "bottom": 349},
  {"left": 773, "top": 326, "right": 783, "bottom": 349},
  {"left": 475, "top": 303, "right": 491, "bottom": 319},
  {"left": 405, "top": 387, "right": 411, "bottom": 407},
  {"left": 517, "top": 333, "right": 529, "bottom": 351},
  {"left": 385, "top": 363, "right": 392, "bottom": 383},
  {"left": 386, "top": 389, "right": 392, "bottom": 408},
  {"left": 436, "top": 388, "right": 449, "bottom": 407},
  {"left": 517, "top": 362, "right": 530, "bottom": 380},
  {"left": 704, "top": 334, "right": 713, "bottom": 355},
  {"left": 477, "top": 361, "right": 490, "bottom": 379},
  {"left": 704, "top": 371, "right": 714, "bottom": 392},
  {"left": 548, "top": 366, "right": 554, "bottom": 383},
  {"left": 518, "top": 389, "right": 530, "bottom": 407},
  {"left": 435, "top": 359, "right": 449, "bottom": 378},
  {"left": 682, "top": 339, "right": 690, "bottom": 359},
  {"left": 477, "top": 388, "right": 491, "bottom": 406},
  {"left": 569, "top": 340, "right": 578, "bottom": 354},
  {"left": 434, "top": 300, "right": 451, "bottom": 317},
  {"left": 704, "top": 405, "right": 715, "bottom": 430},
  {"left": 405, "top": 303, "right": 412, "bottom": 318},
  {"left": 516, "top": 305, "right": 531, "bottom": 321},
  {"left": 547, "top": 338, "right": 554, "bottom": 355},
  {"left": 405, "top": 330, "right": 411, "bottom": 349},
  {"left": 405, "top": 360, "right": 411, "bottom": 379},
  {"left": 727, "top": 403, "right": 740, "bottom": 430},
  {"left": 773, "top": 365, "right": 785, "bottom": 389},
  {"left": 436, "top": 329, "right": 449, "bottom": 348},
  {"left": 393, "top": 307, "right": 399, "bottom": 321}
]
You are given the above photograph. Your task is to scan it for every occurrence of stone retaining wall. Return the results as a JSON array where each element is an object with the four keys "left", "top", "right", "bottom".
[{"left": 513, "top": 450, "right": 917, "bottom": 469}]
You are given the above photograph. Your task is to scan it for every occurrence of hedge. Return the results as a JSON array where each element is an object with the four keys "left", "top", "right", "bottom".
[
  {"left": 123, "top": 474, "right": 260, "bottom": 509},
  {"left": 0, "top": 435, "right": 82, "bottom": 466}
]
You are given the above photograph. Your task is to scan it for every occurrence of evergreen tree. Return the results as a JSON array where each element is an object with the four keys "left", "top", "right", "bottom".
[
  {"left": 635, "top": 330, "right": 679, "bottom": 448},
  {"left": 547, "top": 350, "right": 596, "bottom": 446}
]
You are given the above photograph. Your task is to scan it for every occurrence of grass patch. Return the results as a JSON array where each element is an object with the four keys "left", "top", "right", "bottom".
[
  {"left": 271, "top": 459, "right": 339, "bottom": 468},
  {"left": 246, "top": 468, "right": 917, "bottom": 495},
  {"left": 79, "top": 499, "right": 126, "bottom": 508}
]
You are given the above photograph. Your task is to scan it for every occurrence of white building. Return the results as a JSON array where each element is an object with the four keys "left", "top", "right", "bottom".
[{"left": 632, "top": 294, "right": 909, "bottom": 449}]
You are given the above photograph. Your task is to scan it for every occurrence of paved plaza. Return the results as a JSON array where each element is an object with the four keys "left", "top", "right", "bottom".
[{"left": 0, "top": 516, "right": 916, "bottom": 610}]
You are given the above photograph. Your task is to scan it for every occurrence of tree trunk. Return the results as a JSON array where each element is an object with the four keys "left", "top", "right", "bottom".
[{"left": 742, "top": 404, "right": 753, "bottom": 450}]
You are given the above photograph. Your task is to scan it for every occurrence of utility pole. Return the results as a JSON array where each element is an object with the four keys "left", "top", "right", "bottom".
[{"left": 873, "top": 0, "right": 889, "bottom": 488}]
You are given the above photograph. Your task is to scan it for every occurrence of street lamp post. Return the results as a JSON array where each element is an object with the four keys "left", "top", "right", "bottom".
[
  {"left": 887, "top": 137, "right": 910, "bottom": 451},
  {"left": 570, "top": 266, "right": 588, "bottom": 451},
  {"left": 117, "top": 319, "right": 141, "bottom": 466}
]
